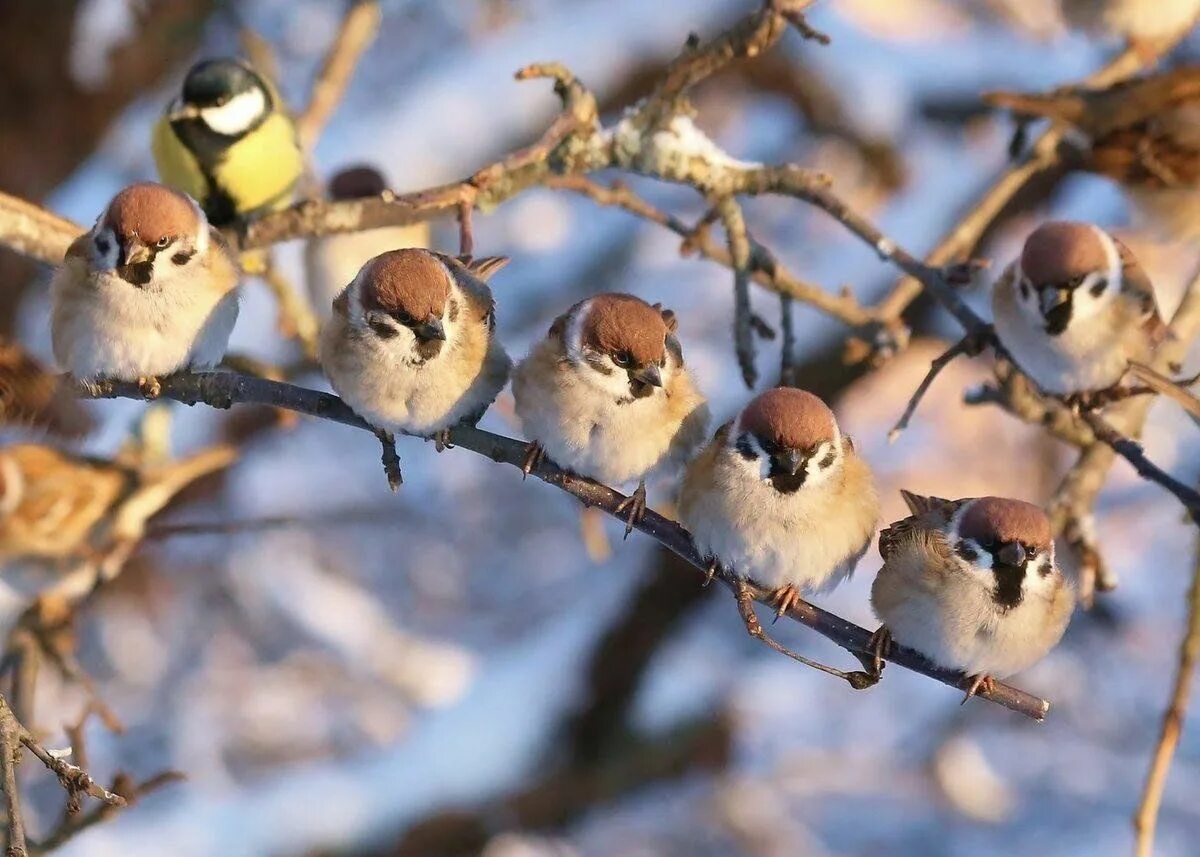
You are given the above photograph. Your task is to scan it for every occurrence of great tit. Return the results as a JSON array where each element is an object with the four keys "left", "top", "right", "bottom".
[{"left": 152, "top": 58, "right": 304, "bottom": 227}]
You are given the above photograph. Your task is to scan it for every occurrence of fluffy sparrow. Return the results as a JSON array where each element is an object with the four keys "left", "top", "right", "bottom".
[
  {"left": 871, "top": 491, "right": 1074, "bottom": 700},
  {"left": 1058, "top": 0, "right": 1200, "bottom": 44},
  {"left": 0, "top": 442, "right": 236, "bottom": 570},
  {"left": 986, "top": 68, "right": 1200, "bottom": 240},
  {"left": 304, "top": 165, "right": 431, "bottom": 323},
  {"left": 511, "top": 292, "right": 709, "bottom": 535},
  {"left": 992, "top": 221, "right": 1169, "bottom": 398},
  {"left": 50, "top": 182, "right": 241, "bottom": 389},
  {"left": 678, "top": 387, "right": 878, "bottom": 616},
  {"left": 319, "top": 248, "right": 511, "bottom": 483}
]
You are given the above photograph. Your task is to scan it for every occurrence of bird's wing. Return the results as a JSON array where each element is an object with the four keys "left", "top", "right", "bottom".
[
  {"left": 1114, "top": 238, "right": 1172, "bottom": 346},
  {"left": 879, "top": 495, "right": 963, "bottom": 563}
]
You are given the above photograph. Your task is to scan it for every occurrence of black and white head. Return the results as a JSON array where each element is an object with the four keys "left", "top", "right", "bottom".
[
  {"left": 169, "top": 58, "right": 273, "bottom": 139},
  {"left": 1012, "top": 221, "right": 1124, "bottom": 336},
  {"left": 342, "top": 249, "right": 460, "bottom": 365},
  {"left": 948, "top": 496, "right": 1057, "bottom": 610},
  {"left": 557, "top": 293, "right": 680, "bottom": 403},
  {"left": 90, "top": 182, "right": 209, "bottom": 288},
  {"left": 727, "top": 387, "right": 844, "bottom": 495}
]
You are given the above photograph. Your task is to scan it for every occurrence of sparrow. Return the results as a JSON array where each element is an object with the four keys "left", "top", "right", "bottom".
[
  {"left": 319, "top": 248, "right": 511, "bottom": 485},
  {"left": 678, "top": 387, "right": 878, "bottom": 617},
  {"left": 50, "top": 182, "right": 241, "bottom": 389},
  {"left": 0, "top": 442, "right": 236, "bottom": 566},
  {"left": 991, "top": 221, "right": 1170, "bottom": 400},
  {"left": 152, "top": 57, "right": 304, "bottom": 227},
  {"left": 986, "top": 68, "right": 1200, "bottom": 240},
  {"left": 1058, "top": 0, "right": 1200, "bottom": 45},
  {"left": 870, "top": 491, "right": 1074, "bottom": 700},
  {"left": 511, "top": 292, "right": 709, "bottom": 535},
  {"left": 0, "top": 337, "right": 92, "bottom": 439},
  {"left": 304, "top": 165, "right": 431, "bottom": 323}
]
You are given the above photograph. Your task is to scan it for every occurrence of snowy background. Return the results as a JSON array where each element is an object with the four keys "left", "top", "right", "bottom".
[{"left": 5, "top": 0, "right": 1200, "bottom": 854}]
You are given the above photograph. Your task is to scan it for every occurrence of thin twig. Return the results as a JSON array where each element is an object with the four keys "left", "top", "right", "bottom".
[
  {"left": 715, "top": 196, "right": 757, "bottom": 387},
  {"left": 296, "top": 1, "right": 382, "bottom": 151},
  {"left": 1, "top": 705, "right": 25, "bottom": 857},
  {"left": 77, "top": 371, "right": 1051, "bottom": 720},
  {"left": 888, "top": 333, "right": 983, "bottom": 442},
  {"left": 1133, "top": 538, "right": 1200, "bottom": 857}
]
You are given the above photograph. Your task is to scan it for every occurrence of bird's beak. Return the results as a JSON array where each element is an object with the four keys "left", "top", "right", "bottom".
[
  {"left": 632, "top": 364, "right": 663, "bottom": 388},
  {"left": 168, "top": 101, "right": 202, "bottom": 122},
  {"left": 1039, "top": 287, "right": 1071, "bottom": 317},
  {"left": 996, "top": 542, "right": 1026, "bottom": 567},
  {"left": 120, "top": 238, "right": 152, "bottom": 268},
  {"left": 778, "top": 448, "right": 804, "bottom": 476},
  {"left": 415, "top": 317, "right": 447, "bottom": 342}
]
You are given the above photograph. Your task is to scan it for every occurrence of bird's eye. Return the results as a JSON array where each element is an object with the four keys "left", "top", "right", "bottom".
[
  {"left": 95, "top": 237, "right": 110, "bottom": 254},
  {"left": 393, "top": 310, "right": 414, "bottom": 325},
  {"left": 155, "top": 236, "right": 171, "bottom": 249},
  {"left": 1089, "top": 277, "right": 1108, "bottom": 298},
  {"left": 613, "top": 351, "right": 632, "bottom": 367},
  {"left": 215, "top": 96, "right": 229, "bottom": 107}
]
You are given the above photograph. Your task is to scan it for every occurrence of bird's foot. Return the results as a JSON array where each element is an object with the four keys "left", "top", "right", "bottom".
[
  {"left": 137, "top": 376, "right": 162, "bottom": 400},
  {"left": 868, "top": 625, "right": 892, "bottom": 678},
  {"left": 374, "top": 429, "right": 403, "bottom": 491},
  {"left": 769, "top": 584, "right": 801, "bottom": 623},
  {"left": 613, "top": 480, "right": 647, "bottom": 540},
  {"left": 430, "top": 428, "right": 455, "bottom": 453},
  {"left": 520, "top": 441, "right": 545, "bottom": 480},
  {"left": 961, "top": 673, "right": 995, "bottom": 704},
  {"left": 702, "top": 558, "right": 722, "bottom": 588}
]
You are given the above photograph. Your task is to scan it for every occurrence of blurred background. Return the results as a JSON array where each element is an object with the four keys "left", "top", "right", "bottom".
[{"left": 3, "top": 0, "right": 1200, "bottom": 854}]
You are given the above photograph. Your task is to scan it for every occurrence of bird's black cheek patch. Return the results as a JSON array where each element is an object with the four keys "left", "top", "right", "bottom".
[
  {"left": 1089, "top": 277, "right": 1107, "bottom": 298},
  {"left": 817, "top": 449, "right": 836, "bottom": 469},
  {"left": 447, "top": 299, "right": 459, "bottom": 323},
  {"left": 955, "top": 541, "right": 978, "bottom": 563},
  {"left": 172, "top": 250, "right": 195, "bottom": 266},
  {"left": 1019, "top": 281, "right": 1030, "bottom": 300},
  {"left": 369, "top": 320, "right": 399, "bottom": 339},
  {"left": 735, "top": 435, "right": 757, "bottom": 462},
  {"left": 1037, "top": 559, "right": 1052, "bottom": 578}
]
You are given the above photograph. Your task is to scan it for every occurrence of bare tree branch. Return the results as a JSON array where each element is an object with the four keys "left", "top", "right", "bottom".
[
  {"left": 78, "top": 371, "right": 1051, "bottom": 720},
  {"left": 296, "top": 1, "right": 382, "bottom": 151}
]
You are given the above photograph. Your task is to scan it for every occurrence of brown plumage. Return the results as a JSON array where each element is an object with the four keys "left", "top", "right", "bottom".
[
  {"left": 552, "top": 293, "right": 673, "bottom": 368},
  {"left": 0, "top": 338, "right": 92, "bottom": 439},
  {"left": 1020, "top": 222, "right": 1110, "bottom": 285},
  {"left": 359, "top": 249, "right": 452, "bottom": 320},
  {"left": 739, "top": 387, "right": 837, "bottom": 450},
  {"left": 985, "top": 68, "right": 1200, "bottom": 192},
  {"left": 959, "top": 497, "right": 1052, "bottom": 553},
  {"left": 102, "top": 182, "right": 200, "bottom": 247}
]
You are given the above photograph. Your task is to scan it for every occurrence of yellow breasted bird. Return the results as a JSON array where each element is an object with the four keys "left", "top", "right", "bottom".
[{"left": 152, "top": 58, "right": 304, "bottom": 227}]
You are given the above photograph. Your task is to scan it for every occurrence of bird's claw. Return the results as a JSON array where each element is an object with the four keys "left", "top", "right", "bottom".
[
  {"left": 961, "top": 673, "right": 995, "bottom": 704},
  {"left": 702, "top": 559, "right": 721, "bottom": 587},
  {"left": 431, "top": 428, "right": 454, "bottom": 452},
  {"left": 613, "top": 481, "right": 647, "bottom": 539},
  {"left": 520, "top": 441, "right": 545, "bottom": 480},
  {"left": 137, "top": 376, "right": 162, "bottom": 400},
  {"left": 769, "top": 584, "right": 801, "bottom": 623},
  {"left": 868, "top": 625, "right": 892, "bottom": 678}
]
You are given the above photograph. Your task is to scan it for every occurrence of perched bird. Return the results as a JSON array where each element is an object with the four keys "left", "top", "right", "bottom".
[
  {"left": 992, "top": 221, "right": 1170, "bottom": 399},
  {"left": 319, "top": 248, "right": 511, "bottom": 482},
  {"left": 0, "top": 337, "right": 93, "bottom": 439},
  {"left": 0, "top": 442, "right": 236, "bottom": 566},
  {"left": 986, "top": 68, "right": 1200, "bottom": 240},
  {"left": 304, "top": 165, "right": 431, "bottom": 322},
  {"left": 50, "top": 182, "right": 241, "bottom": 388},
  {"left": 678, "top": 387, "right": 878, "bottom": 617},
  {"left": 512, "top": 293, "right": 708, "bottom": 534},
  {"left": 1058, "top": 0, "right": 1200, "bottom": 45},
  {"left": 871, "top": 491, "right": 1074, "bottom": 700},
  {"left": 153, "top": 58, "right": 304, "bottom": 227}
]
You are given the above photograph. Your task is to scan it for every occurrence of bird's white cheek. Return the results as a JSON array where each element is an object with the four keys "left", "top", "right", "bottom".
[
  {"left": 200, "top": 89, "right": 266, "bottom": 136},
  {"left": 578, "top": 358, "right": 632, "bottom": 399}
]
